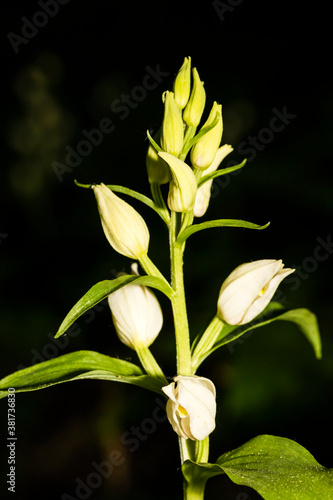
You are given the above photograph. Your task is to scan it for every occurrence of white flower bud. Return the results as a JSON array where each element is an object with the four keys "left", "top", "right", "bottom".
[
  {"left": 108, "top": 264, "right": 163, "bottom": 349},
  {"left": 194, "top": 144, "right": 233, "bottom": 217},
  {"left": 217, "top": 259, "right": 295, "bottom": 325},
  {"left": 162, "top": 375, "right": 216, "bottom": 441},
  {"left": 183, "top": 68, "right": 206, "bottom": 127},
  {"left": 160, "top": 91, "right": 184, "bottom": 157},
  {"left": 173, "top": 56, "right": 191, "bottom": 110},
  {"left": 158, "top": 152, "right": 197, "bottom": 213},
  {"left": 146, "top": 128, "right": 170, "bottom": 185},
  {"left": 93, "top": 183, "right": 149, "bottom": 260},
  {"left": 190, "top": 102, "right": 223, "bottom": 170}
]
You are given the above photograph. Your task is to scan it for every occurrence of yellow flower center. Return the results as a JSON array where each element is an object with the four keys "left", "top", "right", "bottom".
[
  {"left": 258, "top": 283, "right": 269, "bottom": 296},
  {"left": 177, "top": 404, "right": 188, "bottom": 418}
]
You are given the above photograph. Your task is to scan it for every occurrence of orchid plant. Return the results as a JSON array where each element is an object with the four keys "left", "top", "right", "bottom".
[{"left": 1, "top": 57, "right": 332, "bottom": 499}]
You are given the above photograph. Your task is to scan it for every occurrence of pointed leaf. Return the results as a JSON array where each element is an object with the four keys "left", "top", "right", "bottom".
[
  {"left": 183, "top": 434, "right": 333, "bottom": 500},
  {"left": 75, "top": 180, "right": 170, "bottom": 224},
  {"left": 276, "top": 308, "right": 322, "bottom": 359},
  {"left": 197, "top": 159, "right": 247, "bottom": 187},
  {"left": 0, "top": 350, "right": 163, "bottom": 399},
  {"left": 181, "top": 114, "right": 220, "bottom": 157},
  {"left": 177, "top": 219, "right": 269, "bottom": 245},
  {"left": 56, "top": 274, "right": 173, "bottom": 338},
  {"left": 208, "top": 304, "right": 321, "bottom": 360},
  {"left": 146, "top": 129, "right": 163, "bottom": 153}
]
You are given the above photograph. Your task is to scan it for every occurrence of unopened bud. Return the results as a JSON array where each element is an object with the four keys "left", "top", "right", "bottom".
[
  {"left": 173, "top": 56, "right": 191, "bottom": 110},
  {"left": 93, "top": 183, "right": 149, "bottom": 259},
  {"left": 190, "top": 102, "right": 223, "bottom": 170},
  {"left": 183, "top": 68, "right": 206, "bottom": 127},
  {"left": 160, "top": 91, "right": 184, "bottom": 157},
  {"left": 108, "top": 264, "right": 163, "bottom": 350},
  {"left": 158, "top": 152, "right": 197, "bottom": 213},
  {"left": 146, "top": 129, "right": 170, "bottom": 184}
]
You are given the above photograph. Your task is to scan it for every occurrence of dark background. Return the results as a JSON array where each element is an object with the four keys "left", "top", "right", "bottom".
[{"left": 1, "top": 1, "right": 332, "bottom": 499}]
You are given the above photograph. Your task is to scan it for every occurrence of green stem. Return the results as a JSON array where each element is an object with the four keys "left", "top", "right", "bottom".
[
  {"left": 139, "top": 253, "right": 173, "bottom": 295},
  {"left": 169, "top": 212, "right": 192, "bottom": 376},
  {"left": 181, "top": 437, "right": 210, "bottom": 499},
  {"left": 183, "top": 479, "right": 206, "bottom": 500},
  {"left": 180, "top": 125, "right": 197, "bottom": 161},
  {"left": 192, "top": 316, "right": 224, "bottom": 372},
  {"left": 135, "top": 345, "right": 168, "bottom": 385},
  {"left": 150, "top": 182, "right": 171, "bottom": 224}
]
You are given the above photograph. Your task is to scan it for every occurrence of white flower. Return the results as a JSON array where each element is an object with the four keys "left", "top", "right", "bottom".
[
  {"left": 108, "top": 264, "right": 163, "bottom": 349},
  {"left": 194, "top": 144, "right": 233, "bottom": 217},
  {"left": 162, "top": 375, "right": 216, "bottom": 441},
  {"left": 158, "top": 152, "right": 197, "bottom": 213},
  {"left": 217, "top": 259, "right": 295, "bottom": 325},
  {"left": 93, "top": 183, "right": 149, "bottom": 260}
]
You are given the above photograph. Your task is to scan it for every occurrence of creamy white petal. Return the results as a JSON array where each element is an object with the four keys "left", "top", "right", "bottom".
[
  {"left": 162, "top": 375, "right": 216, "bottom": 441},
  {"left": 176, "top": 377, "right": 216, "bottom": 440},
  {"left": 158, "top": 152, "right": 197, "bottom": 213},
  {"left": 217, "top": 259, "right": 295, "bottom": 325},
  {"left": 93, "top": 184, "right": 149, "bottom": 259},
  {"left": 108, "top": 277, "right": 163, "bottom": 349},
  {"left": 194, "top": 145, "right": 233, "bottom": 217}
]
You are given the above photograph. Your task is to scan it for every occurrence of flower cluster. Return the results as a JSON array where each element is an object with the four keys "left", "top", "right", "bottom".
[
  {"left": 146, "top": 56, "right": 233, "bottom": 215},
  {"left": 91, "top": 57, "right": 295, "bottom": 443}
]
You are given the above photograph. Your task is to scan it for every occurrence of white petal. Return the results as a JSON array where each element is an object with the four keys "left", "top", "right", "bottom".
[
  {"left": 165, "top": 400, "right": 189, "bottom": 439},
  {"left": 162, "top": 376, "right": 217, "bottom": 441},
  {"left": 158, "top": 152, "right": 197, "bottom": 213},
  {"left": 218, "top": 260, "right": 284, "bottom": 324},
  {"left": 162, "top": 381, "right": 177, "bottom": 403},
  {"left": 241, "top": 267, "right": 295, "bottom": 324},
  {"left": 176, "top": 377, "right": 216, "bottom": 441},
  {"left": 194, "top": 145, "right": 233, "bottom": 217},
  {"left": 108, "top": 283, "right": 163, "bottom": 348},
  {"left": 93, "top": 184, "right": 150, "bottom": 259}
]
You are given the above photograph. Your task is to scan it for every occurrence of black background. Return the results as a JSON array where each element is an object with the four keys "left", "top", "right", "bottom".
[{"left": 1, "top": 1, "right": 332, "bottom": 499}]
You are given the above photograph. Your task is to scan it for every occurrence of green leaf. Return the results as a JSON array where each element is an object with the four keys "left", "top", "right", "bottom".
[
  {"left": 197, "top": 159, "right": 247, "bottom": 187},
  {"left": 181, "top": 114, "right": 220, "bottom": 157},
  {"left": 177, "top": 219, "right": 269, "bottom": 245},
  {"left": 146, "top": 129, "right": 163, "bottom": 153},
  {"left": 0, "top": 350, "right": 163, "bottom": 399},
  {"left": 74, "top": 180, "right": 170, "bottom": 224},
  {"left": 55, "top": 274, "right": 173, "bottom": 338},
  {"left": 208, "top": 304, "right": 321, "bottom": 360},
  {"left": 183, "top": 435, "right": 333, "bottom": 500},
  {"left": 276, "top": 308, "right": 322, "bottom": 359}
]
